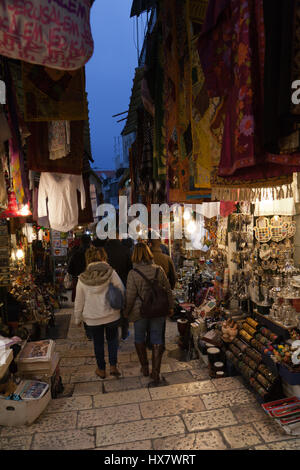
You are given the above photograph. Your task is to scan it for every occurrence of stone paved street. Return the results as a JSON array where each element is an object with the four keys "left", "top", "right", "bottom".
[{"left": 0, "top": 305, "right": 300, "bottom": 450}]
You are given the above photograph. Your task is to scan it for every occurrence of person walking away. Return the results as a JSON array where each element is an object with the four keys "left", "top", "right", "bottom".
[
  {"left": 68, "top": 234, "right": 91, "bottom": 339},
  {"left": 104, "top": 232, "right": 133, "bottom": 287},
  {"left": 74, "top": 246, "right": 125, "bottom": 379},
  {"left": 68, "top": 234, "right": 91, "bottom": 301},
  {"left": 149, "top": 238, "right": 177, "bottom": 289},
  {"left": 123, "top": 242, "right": 174, "bottom": 387},
  {"left": 148, "top": 238, "right": 177, "bottom": 348}
]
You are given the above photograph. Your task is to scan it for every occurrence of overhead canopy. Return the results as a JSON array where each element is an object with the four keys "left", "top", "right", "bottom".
[
  {"left": 121, "top": 67, "right": 144, "bottom": 136},
  {"left": 130, "top": 0, "right": 156, "bottom": 17}
]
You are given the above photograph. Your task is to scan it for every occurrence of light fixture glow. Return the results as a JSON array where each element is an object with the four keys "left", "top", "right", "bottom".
[
  {"left": 183, "top": 209, "right": 192, "bottom": 221},
  {"left": 19, "top": 204, "right": 31, "bottom": 216},
  {"left": 186, "top": 221, "right": 196, "bottom": 234},
  {"left": 16, "top": 249, "right": 24, "bottom": 260}
]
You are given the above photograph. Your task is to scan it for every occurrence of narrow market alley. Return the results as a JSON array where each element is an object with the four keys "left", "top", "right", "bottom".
[
  {"left": 1, "top": 299, "right": 300, "bottom": 451},
  {"left": 1, "top": 0, "right": 300, "bottom": 456}
]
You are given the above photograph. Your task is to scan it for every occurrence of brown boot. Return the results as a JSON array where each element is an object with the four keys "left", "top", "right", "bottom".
[
  {"left": 148, "top": 344, "right": 165, "bottom": 387},
  {"left": 110, "top": 365, "right": 121, "bottom": 377},
  {"left": 135, "top": 343, "right": 149, "bottom": 377},
  {"left": 95, "top": 368, "right": 106, "bottom": 379}
]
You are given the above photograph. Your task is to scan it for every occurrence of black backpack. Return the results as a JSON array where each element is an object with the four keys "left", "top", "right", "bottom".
[{"left": 133, "top": 268, "right": 170, "bottom": 319}]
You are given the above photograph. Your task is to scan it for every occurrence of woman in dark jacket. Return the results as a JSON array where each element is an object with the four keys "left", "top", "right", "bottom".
[{"left": 123, "top": 242, "right": 173, "bottom": 387}]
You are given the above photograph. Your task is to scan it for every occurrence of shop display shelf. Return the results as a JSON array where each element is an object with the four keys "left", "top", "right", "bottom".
[
  {"left": 253, "top": 311, "right": 292, "bottom": 341},
  {"left": 278, "top": 363, "right": 300, "bottom": 386}
]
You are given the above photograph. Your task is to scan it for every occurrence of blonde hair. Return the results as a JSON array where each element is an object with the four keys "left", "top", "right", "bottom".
[
  {"left": 132, "top": 242, "right": 154, "bottom": 264},
  {"left": 85, "top": 246, "right": 108, "bottom": 265}
]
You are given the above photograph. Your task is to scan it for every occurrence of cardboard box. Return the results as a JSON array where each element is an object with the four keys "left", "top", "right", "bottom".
[{"left": 0, "top": 387, "right": 51, "bottom": 426}]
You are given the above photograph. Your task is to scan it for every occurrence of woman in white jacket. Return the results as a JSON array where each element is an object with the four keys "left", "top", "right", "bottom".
[{"left": 74, "top": 246, "right": 125, "bottom": 379}]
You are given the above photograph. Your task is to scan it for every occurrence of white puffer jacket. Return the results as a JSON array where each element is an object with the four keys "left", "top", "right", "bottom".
[{"left": 74, "top": 262, "right": 125, "bottom": 326}]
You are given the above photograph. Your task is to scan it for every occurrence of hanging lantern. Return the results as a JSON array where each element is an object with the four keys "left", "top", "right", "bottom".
[{"left": 0, "top": 189, "right": 19, "bottom": 217}]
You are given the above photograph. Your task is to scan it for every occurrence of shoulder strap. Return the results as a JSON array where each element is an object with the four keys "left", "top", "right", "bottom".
[{"left": 133, "top": 268, "right": 153, "bottom": 286}]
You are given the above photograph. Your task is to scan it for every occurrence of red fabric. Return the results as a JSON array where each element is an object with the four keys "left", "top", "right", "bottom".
[{"left": 220, "top": 201, "right": 236, "bottom": 217}]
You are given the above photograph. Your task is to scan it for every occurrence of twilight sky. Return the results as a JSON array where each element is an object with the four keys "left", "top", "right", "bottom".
[{"left": 86, "top": 0, "right": 143, "bottom": 170}]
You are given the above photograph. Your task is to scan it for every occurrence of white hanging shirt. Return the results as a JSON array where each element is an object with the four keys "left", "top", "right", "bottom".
[
  {"left": 38, "top": 173, "right": 86, "bottom": 232},
  {"left": 198, "top": 202, "right": 220, "bottom": 218}
]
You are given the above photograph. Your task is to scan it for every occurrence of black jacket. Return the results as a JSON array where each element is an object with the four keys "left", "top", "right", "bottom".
[
  {"left": 67, "top": 246, "right": 89, "bottom": 277},
  {"left": 104, "top": 239, "right": 132, "bottom": 287}
]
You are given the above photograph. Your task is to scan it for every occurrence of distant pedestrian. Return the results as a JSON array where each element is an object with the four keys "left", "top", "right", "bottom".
[
  {"left": 149, "top": 238, "right": 176, "bottom": 289},
  {"left": 68, "top": 234, "right": 91, "bottom": 339},
  {"left": 104, "top": 232, "right": 132, "bottom": 286}
]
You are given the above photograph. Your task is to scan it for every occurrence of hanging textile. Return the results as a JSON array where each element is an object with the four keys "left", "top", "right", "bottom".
[
  {"left": 26, "top": 121, "right": 84, "bottom": 175},
  {"left": 77, "top": 174, "right": 94, "bottom": 225},
  {"left": 220, "top": 201, "right": 237, "bottom": 218},
  {"left": 48, "top": 121, "right": 71, "bottom": 160},
  {"left": 4, "top": 60, "right": 30, "bottom": 207},
  {"left": 0, "top": 159, "right": 7, "bottom": 211},
  {"left": 263, "top": 0, "right": 300, "bottom": 154},
  {"left": 144, "top": 9, "right": 167, "bottom": 182},
  {"left": 0, "top": 0, "right": 94, "bottom": 71},
  {"left": 38, "top": 173, "right": 86, "bottom": 232},
  {"left": 198, "top": 0, "right": 300, "bottom": 187},
  {"left": 254, "top": 199, "right": 296, "bottom": 217},
  {"left": 22, "top": 63, "right": 88, "bottom": 122},
  {"left": 188, "top": 0, "right": 223, "bottom": 190}
]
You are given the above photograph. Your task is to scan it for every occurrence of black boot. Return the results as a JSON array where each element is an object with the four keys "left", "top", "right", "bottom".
[
  {"left": 135, "top": 343, "right": 149, "bottom": 376},
  {"left": 148, "top": 344, "right": 166, "bottom": 387}
]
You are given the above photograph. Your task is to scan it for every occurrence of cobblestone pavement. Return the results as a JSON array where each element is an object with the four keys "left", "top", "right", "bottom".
[{"left": 0, "top": 305, "right": 300, "bottom": 450}]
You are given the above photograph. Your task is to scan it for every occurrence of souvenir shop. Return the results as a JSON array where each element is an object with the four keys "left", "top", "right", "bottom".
[{"left": 168, "top": 188, "right": 300, "bottom": 435}]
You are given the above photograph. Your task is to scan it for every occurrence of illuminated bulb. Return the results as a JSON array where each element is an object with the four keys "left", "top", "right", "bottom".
[
  {"left": 11, "top": 250, "right": 16, "bottom": 261},
  {"left": 186, "top": 221, "right": 196, "bottom": 234},
  {"left": 19, "top": 204, "right": 31, "bottom": 216},
  {"left": 183, "top": 209, "right": 192, "bottom": 221},
  {"left": 16, "top": 249, "right": 24, "bottom": 260}
]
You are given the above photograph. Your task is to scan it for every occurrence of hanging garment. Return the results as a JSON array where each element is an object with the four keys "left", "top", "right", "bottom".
[
  {"left": 254, "top": 198, "right": 296, "bottom": 217},
  {"left": 198, "top": 202, "right": 220, "bottom": 219},
  {"left": 0, "top": 0, "right": 94, "bottom": 71},
  {"left": 220, "top": 202, "right": 237, "bottom": 217},
  {"left": 4, "top": 63, "right": 30, "bottom": 207},
  {"left": 26, "top": 121, "right": 84, "bottom": 175},
  {"left": 77, "top": 174, "right": 94, "bottom": 225},
  {"left": 0, "top": 109, "right": 11, "bottom": 148},
  {"left": 263, "top": 0, "right": 300, "bottom": 153},
  {"left": 48, "top": 121, "right": 71, "bottom": 160},
  {"left": 22, "top": 63, "right": 88, "bottom": 122},
  {"left": 0, "top": 159, "right": 7, "bottom": 210},
  {"left": 38, "top": 173, "right": 86, "bottom": 232}
]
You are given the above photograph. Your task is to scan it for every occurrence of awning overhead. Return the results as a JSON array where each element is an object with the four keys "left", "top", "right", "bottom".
[{"left": 130, "top": 0, "right": 156, "bottom": 17}]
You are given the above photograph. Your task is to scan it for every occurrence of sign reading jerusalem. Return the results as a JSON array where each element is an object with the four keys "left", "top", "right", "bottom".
[{"left": 0, "top": 0, "right": 94, "bottom": 70}]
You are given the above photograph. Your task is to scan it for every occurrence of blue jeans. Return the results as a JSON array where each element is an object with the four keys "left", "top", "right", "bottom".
[
  {"left": 86, "top": 324, "right": 119, "bottom": 370},
  {"left": 134, "top": 317, "right": 165, "bottom": 345}
]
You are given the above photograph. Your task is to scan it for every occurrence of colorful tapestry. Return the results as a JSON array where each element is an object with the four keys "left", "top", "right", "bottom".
[
  {"left": 5, "top": 60, "right": 29, "bottom": 207},
  {"left": 145, "top": 19, "right": 166, "bottom": 181},
  {"left": 22, "top": 63, "right": 88, "bottom": 122},
  {"left": 198, "top": 0, "right": 300, "bottom": 184},
  {"left": 188, "top": 0, "right": 223, "bottom": 190},
  {"left": 26, "top": 121, "right": 84, "bottom": 175}
]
